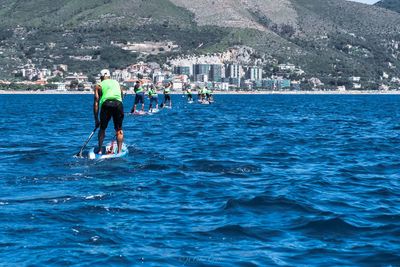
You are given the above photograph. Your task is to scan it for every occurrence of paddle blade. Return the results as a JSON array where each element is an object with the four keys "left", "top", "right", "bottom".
[{"left": 74, "top": 127, "right": 98, "bottom": 158}]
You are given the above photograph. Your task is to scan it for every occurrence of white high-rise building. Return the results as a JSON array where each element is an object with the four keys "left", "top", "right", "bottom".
[
  {"left": 225, "top": 64, "right": 242, "bottom": 79},
  {"left": 247, "top": 67, "right": 263, "bottom": 81}
]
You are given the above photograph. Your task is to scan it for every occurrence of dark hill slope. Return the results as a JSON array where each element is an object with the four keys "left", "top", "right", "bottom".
[{"left": 375, "top": 0, "right": 400, "bottom": 13}]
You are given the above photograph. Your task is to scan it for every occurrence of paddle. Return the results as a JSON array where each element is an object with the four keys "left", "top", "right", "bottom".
[{"left": 75, "top": 126, "right": 98, "bottom": 158}]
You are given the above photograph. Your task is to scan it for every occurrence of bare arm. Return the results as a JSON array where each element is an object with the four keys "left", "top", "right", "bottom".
[{"left": 93, "top": 84, "right": 101, "bottom": 127}]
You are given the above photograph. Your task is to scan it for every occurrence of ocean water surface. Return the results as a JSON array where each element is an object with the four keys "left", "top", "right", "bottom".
[{"left": 0, "top": 94, "right": 399, "bottom": 266}]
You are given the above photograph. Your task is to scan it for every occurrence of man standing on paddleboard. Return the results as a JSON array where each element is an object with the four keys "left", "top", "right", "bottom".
[
  {"left": 162, "top": 81, "right": 172, "bottom": 108},
  {"left": 200, "top": 86, "right": 208, "bottom": 103},
  {"left": 94, "top": 69, "right": 124, "bottom": 154},
  {"left": 148, "top": 84, "right": 159, "bottom": 112},
  {"left": 186, "top": 86, "right": 193, "bottom": 102},
  {"left": 130, "top": 80, "right": 145, "bottom": 114}
]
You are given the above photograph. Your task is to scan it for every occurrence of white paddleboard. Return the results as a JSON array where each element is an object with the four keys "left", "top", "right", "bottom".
[
  {"left": 88, "top": 142, "right": 128, "bottom": 160},
  {"left": 188, "top": 100, "right": 194, "bottom": 104},
  {"left": 131, "top": 110, "right": 147, "bottom": 116},
  {"left": 148, "top": 108, "right": 160, "bottom": 114}
]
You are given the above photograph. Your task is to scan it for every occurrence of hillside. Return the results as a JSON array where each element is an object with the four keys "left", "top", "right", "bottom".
[
  {"left": 0, "top": 0, "right": 399, "bottom": 87},
  {"left": 375, "top": 0, "right": 400, "bottom": 13}
]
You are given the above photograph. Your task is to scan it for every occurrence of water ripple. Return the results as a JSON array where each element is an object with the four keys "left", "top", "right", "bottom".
[{"left": 0, "top": 94, "right": 399, "bottom": 266}]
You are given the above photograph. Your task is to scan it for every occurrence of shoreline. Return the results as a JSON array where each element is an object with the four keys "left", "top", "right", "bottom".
[{"left": 1, "top": 90, "right": 400, "bottom": 95}]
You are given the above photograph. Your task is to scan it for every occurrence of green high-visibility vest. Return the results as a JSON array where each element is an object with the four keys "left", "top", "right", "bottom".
[
  {"left": 149, "top": 88, "right": 158, "bottom": 97},
  {"left": 99, "top": 79, "right": 122, "bottom": 106},
  {"left": 135, "top": 86, "right": 144, "bottom": 94}
]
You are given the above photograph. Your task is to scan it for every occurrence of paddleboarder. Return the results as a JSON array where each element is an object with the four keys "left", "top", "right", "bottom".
[
  {"left": 206, "top": 87, "right": 214, "bottom": 102},
  {"left": 94, "top": 69, "right": 124, "bottom": 154},
  {"left": 130, "top": 80, "right": 145, "bottom": 114},
  {"left": 162, "top": 81, "right": 172, "bottom": 108},
  {"left": 200, "top": 86, "right": 208, "bottom": 103},
  {"left": 148, "top": 84, "right": 159, "bottom": 112},
  {"left": 186, "top": 86, "right": 193, "bottom": 102}
]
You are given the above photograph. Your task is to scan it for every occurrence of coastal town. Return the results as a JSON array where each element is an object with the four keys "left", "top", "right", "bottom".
[{"left": 1, "top": 45, "right": 399, "bottom": 93}]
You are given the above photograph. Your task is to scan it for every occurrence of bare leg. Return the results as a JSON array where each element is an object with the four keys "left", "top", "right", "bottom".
[
  {"left": 98, "top": 129, "right": 105, "bottom": 154},
  {"left": 116, "top": 130, "right": 124, "bottom": 153}
]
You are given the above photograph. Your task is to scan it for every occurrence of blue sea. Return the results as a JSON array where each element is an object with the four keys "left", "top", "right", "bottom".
[{"left": 0, "top": 94, "right": 400, "bottom": 266}]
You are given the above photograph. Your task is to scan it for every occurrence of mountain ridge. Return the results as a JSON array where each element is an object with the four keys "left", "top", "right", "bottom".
[
  {"left": 375, "top": 0, "right": 400, "bottom": 13},
  {"left": 0, "top": 0, "right": 399, "bottom": 87}
]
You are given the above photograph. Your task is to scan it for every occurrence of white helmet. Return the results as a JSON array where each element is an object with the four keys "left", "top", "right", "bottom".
[{"left": 100, "top": 69, "right": 111, "bottom": 77}]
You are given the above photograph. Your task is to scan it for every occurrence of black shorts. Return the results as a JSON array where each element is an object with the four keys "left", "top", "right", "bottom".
[
  {"left": 150, "top": 96, "right": 158, "bottom": 105},
  {"left": 164, "top": 94, "right": 171, "bottom": 102},
  {"left": 134, "top": 93, "right": 145, "bottom": 104},
  {"left": 100, "top": 100, "right": 124, "bottom": 131}
]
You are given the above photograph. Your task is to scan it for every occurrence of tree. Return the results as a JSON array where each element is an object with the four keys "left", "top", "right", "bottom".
[{"left": 70, "top": 79, "right": 79, "bottom": 90}]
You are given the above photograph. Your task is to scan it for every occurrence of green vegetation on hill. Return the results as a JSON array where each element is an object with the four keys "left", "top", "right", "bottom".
[
  {"left": 0, "top": 0, "right": 231, "bottom": 77},
  {"left": 0, "top": 0, "right": 399, "bottom": 86}
]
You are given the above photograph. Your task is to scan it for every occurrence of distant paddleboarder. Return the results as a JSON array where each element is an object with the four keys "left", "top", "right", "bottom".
[
  {"left": 186, "top": 87, "right": 193, "bottom": 102},
  {"left": 207, "top": 87, "right": 214, "bottom": 102},
  {"left": 130, "top": 80, "right": 145, "bottom": 114},
  {"left": 94, "top": 69, "right": 124, "bottom": 154},
  {"left": 200, "top": 86, "right": 208, "bottom": 103},
  {"left": 197, "top": 88, "right": 202, "bottom": 102},
  {"left": 148, "top": 84, "right": 159, "bottom": 112},
  {"left": 162, "top": 81, "right": 172, "bottom": 108}
]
